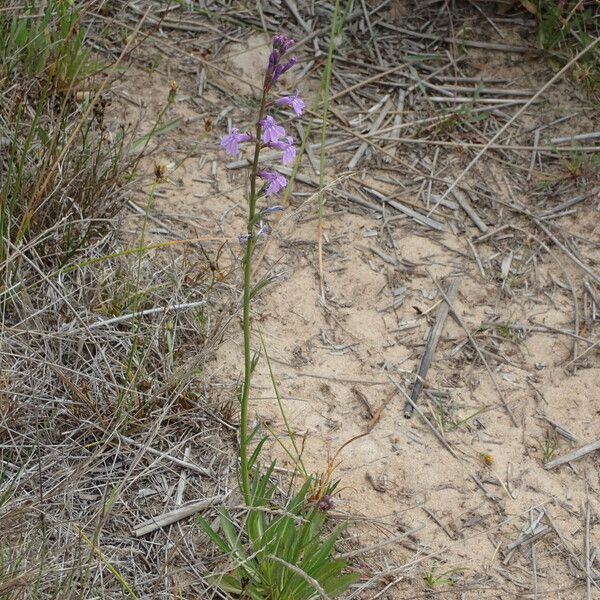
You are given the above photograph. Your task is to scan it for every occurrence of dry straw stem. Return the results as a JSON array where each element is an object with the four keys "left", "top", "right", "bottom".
[
  {"left": 389, "top": 375, "right": 460, "bottom": 461},
  {"left": 545, "top": 509, "right": 600, "bottom": 593},
  {"left": 118, "top": 434, "right": 211, "bottom": 476}
]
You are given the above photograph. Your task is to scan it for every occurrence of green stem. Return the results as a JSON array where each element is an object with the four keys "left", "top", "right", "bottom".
[{"left": 239, "top": 91, "right": 268, "bottom": 505}]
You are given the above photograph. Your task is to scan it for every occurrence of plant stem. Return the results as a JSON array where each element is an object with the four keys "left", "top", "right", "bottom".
[{"left": 239, "top": 92, "right": 268, "bottom": 505}]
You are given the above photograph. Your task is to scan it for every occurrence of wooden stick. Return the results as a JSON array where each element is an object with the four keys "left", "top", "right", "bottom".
[
  {"left": 428, "top": 96, "right": 539, "bottom": 104},
  {"left": 404, "top": 278, "right": 460, "bottom": 418},
  {"left": 385, "top": 91, "right": 405, "bottom": 161},
  {"left": 544, "top": 439, "right": 600, "bottom": 470},
  {"left": 133, "top": 494, "right": 226, "bottom": 537},
  {"left": 504, "top": 526, "right": 551, "bottom": 559},
  {"left": 549, "top": 131, "right": 600, "bottom": 145},
  {"left": 365, "top": 187, "right": 447, "bottom": 232},
  {"left": 452, "top": 189, "right": 488, "bottom": 233}
]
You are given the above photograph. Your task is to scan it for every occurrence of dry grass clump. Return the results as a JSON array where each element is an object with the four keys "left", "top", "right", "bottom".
[{"left": 0, "top": 2, "right": 234, "bottom": 597}]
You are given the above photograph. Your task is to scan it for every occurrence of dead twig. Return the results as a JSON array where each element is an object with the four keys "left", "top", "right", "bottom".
[
  {"left": 544, "top": 439, "right": 600, "bottom": 470},
  {"left": 133, "top": 494, "right": 227, "bottom": 537},
  {"left": 404, "top": 278, "right": 460, "bottom": 418}
]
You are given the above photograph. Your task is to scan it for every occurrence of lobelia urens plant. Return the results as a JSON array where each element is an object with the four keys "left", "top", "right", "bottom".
[
  {"left": 197, "top": 35, "right": 360, "bottom": 600},
  {"left": 220, "top": 34, "right": 305, "bottom": 507}
]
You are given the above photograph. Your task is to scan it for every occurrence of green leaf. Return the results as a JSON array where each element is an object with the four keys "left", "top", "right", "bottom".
[
  {"left": 324, "top": 571, "right": 361, "bottom": 597},
  {"left": 246, "top": 505, "right": 267, "bottom": 549},
  {"left": 205, "top": 573, "right": 242, "bottom": 594},
  {"left": 251, "top": 462, "right": 276, "bottom": 506},
  {"left": 246, "top": 422, "right": 262, "bottom": 445},
  {"left": 218, "top": 507, "right": 248, "bottom": 561},
  {"left": 196, "top": 515, "right": 231, "bottom": 555},
  {"left": 310, "top": 557, "right": 346, "bottom": 581},
  {"left": 248, "top": 436, "right": 268, "bottom": 471},
  {"left": 302, "top": 524, "right": 342, "bottom": 570},
  {"left": 285, "top": 477, "right": 312, "bottom": 513},
  {"left": 36, "top": 126, "right": 49, "bottom": 146}
]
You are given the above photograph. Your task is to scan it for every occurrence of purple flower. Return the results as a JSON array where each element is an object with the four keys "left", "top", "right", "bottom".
[
  {"left": 272, "top": 57, "right": 297, "bottom": 83},
  {"left": 268, "top": 49, "right": 279, "bottom": 71},
  {"left": 269, "top": 136, "right": 296, "bottom": 166},
  {"left": 275, "top": 91, "right": 305, "bottom": 116},
  {"left": 258, "top": 171, "right": 287, "bottom": 197},
  {"left": 220, "top": 128, "right": 252, "bottom": 157},
  {"left": 272, "top": 35, "right": 295, "bottom": 52},
  {"left": 259, "top": 115, "right": 286, "bottom": 144},
  {"left": 318, "top": 495, "right": 335, "bottom": 511}
]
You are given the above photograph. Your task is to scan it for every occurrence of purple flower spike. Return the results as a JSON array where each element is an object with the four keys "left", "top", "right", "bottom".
[
  {"left": 275, "top": 91, "right": 305, "bottom": 116},
  {"left": 318, "top": 495, "right": 335, "bottom": 512},
  {"left": 259, "top": 115, "right": 286, "bottom": 144},
  {"left": 258, "top": 170, "right": 287, "bottom": 197},
  {"left": 220, "top": 128, "right": 252, "bottom": 157},
  {"left": 270, "top": 136, "right": 296, "bottom": 166}
]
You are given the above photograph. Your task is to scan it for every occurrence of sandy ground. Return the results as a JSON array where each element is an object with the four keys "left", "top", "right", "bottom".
[{"left": 114, "top": 6, "right": 600, "bottom": 598}]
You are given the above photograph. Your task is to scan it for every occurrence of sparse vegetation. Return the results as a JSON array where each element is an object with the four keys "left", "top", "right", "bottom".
[
  {"left": 533, "top": 0, "right": 600, "bottom": 95},
  {"left": 198, "top": 472, "right": 357, "bottom": 599},
  {"left": 539, "top": 428, "right": 561, "bottom": 464},
  {"left": 1, "top": 0, "right": 599, "bottom": 598},
  {"left": 423, "top": 563, "right": 465, "bottom": 589},
  {"left": 0, "top": 2, "right": 220, "bottom": 596}
]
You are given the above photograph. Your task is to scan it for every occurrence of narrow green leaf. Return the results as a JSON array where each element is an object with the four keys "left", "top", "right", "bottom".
[
  {"left": 248, "top": 436, "right": 268, "bottom": 471},
  {"left": 196, "top": 515, "right": 231, "bottom": 555},
  {"left": 325, "top": 571, "right": 362, "bottom": 597},
  {"left": 218, "top": 507, "right": 248, "bottom": 561},
  {"left": 205, "top": 573, "right": 242, "bottom": 595}
]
